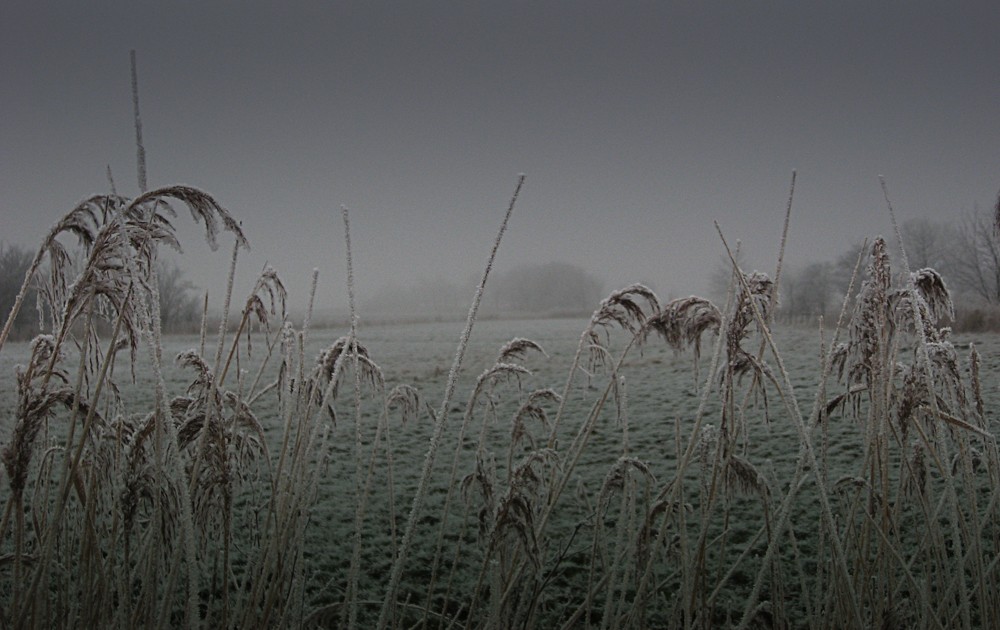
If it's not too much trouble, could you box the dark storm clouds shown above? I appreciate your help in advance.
[2,1,998,314]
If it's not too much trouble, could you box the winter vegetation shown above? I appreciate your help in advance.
[1,54,998,629]
[0,168,998,629]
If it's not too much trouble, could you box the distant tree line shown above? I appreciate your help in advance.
[762,194,1000,328]
[0,242,200,339]
[361,261,604,321]
[154,259,202,333]
[489,262,604,316]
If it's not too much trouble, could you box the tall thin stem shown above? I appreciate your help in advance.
[131,50,147,193]
[376,174,524,630]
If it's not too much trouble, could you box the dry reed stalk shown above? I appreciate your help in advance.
[487,321,659,623]
[126,68,248,620]
[545,284,658,450]
[712,221,863,629]
[155,234,246,627]
[245,321,348,627]
[6,147,999,629]
[340,203,366,630]
[17,294,102,626]
[144,271,199,630]
[420,344,540,626]
[534,285,660,543]
[218,264,287,387]
[301,268,320,338]
[131,49,147,193]
[376,174,524,630]
[384,384,421,553]
[625,310,728,625]
[236,330,297,622]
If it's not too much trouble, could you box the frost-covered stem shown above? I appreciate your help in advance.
[383,415,399,554]
[146,280,201,630]
[17,291,95,625]
[247,329,284,403]
[540,339,635,535]
[546,324,593,449]
[214,237,241,374]
[771,169,795,317]
[198,291,209,357]
[881,175,971,628]
[342,208,357,333]
[423,375,497,621]
[739,171,795,443]
[377,174,524,630]
[711,225,859,630]
[302,268,320,337]
[619,375,629,456]
[341,204,366,630]
[601,480,633,630]
[219,308,250,388]
[131,49,147,193]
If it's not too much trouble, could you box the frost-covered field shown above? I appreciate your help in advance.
[6,314,995,627]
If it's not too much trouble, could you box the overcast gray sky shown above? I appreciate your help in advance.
[2,1,998,316]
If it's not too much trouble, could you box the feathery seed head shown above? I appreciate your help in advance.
[591,283,660,337]
[129,185,249,251]
[643,295,721,359]
[910,267,954,323]
[496,337,547,364]
[387,384,421,424]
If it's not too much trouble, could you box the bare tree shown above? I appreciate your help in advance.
[900,217,957,272]
[491,262,604,315]
[0,243,39,338]
[157,259,201,333]
[950,195,1000,304]
[779,261,834,321]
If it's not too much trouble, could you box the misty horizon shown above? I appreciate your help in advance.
[3,1,998,320]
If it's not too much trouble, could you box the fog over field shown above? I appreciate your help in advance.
[2,1,998,317]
